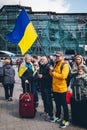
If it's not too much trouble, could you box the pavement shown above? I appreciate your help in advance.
[0,65,86,130]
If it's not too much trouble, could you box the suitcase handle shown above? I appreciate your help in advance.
[25,82,31,93]
[19,93,31,101]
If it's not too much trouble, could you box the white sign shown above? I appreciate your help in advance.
[85,45,87,50]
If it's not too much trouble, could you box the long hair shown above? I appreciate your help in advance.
[73,55,84,70]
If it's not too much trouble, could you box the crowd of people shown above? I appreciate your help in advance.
[1,52,87,129]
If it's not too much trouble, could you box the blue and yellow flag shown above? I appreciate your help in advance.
[18,64,27,77]
[6,8,38,55]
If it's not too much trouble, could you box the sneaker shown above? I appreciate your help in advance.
[59,120,70,128]
[40,112,48,117]
[8,97,13,101]
[50,117,61,123]
[44,116,54,122]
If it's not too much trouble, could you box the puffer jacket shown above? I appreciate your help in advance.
[3,64,15,85]
[50,60,69,93]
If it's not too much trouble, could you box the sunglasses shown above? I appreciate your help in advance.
[56,55,61,57]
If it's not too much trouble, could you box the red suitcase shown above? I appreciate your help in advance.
[19,93,36,118]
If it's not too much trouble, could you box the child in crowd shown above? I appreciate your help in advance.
[70,65,87,100]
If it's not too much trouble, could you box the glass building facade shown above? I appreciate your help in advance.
[0,5,87,55]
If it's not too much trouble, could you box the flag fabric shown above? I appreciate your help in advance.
[18,62,36,77]
[6,8,38,55]
[18,63,27,77]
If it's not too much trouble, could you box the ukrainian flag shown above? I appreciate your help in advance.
[6,8,38,55]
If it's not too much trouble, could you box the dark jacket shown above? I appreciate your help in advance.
[3,64,15,85]
[39,63,52,89]
[71,73,87,98]
[21,63,34,82]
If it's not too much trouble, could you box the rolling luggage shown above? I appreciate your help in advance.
[19,83,36,118]
[70,86,87,128]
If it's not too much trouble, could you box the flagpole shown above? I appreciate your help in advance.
[19,0,21,6]
[37,37,48,58]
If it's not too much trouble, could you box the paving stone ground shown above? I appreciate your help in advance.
[0,65,86,130]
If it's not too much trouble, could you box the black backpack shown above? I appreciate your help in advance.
[60,62,72,87]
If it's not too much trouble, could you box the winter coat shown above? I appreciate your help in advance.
[71,64,87,74]
[3,64,15,85]
[20,63,34,82]
[39,63,52,89]
[71,73,87,98]
[50,60,69,93]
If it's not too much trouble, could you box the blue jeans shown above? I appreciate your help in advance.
[31,82,39,103]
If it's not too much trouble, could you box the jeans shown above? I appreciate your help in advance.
[53,92,69,121]
[31,81,39,103]
[41,87,53,117]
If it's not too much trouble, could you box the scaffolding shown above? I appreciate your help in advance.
[0,5,87,55]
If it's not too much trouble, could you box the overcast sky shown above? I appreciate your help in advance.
[0,0,87,13]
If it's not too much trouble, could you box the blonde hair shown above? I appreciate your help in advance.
[75,55,83,64]
[72,55,84,71]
